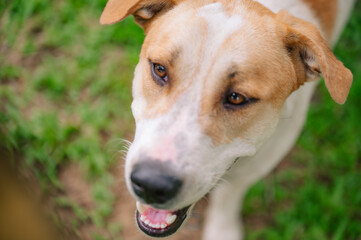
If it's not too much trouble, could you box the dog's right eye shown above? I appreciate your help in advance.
[151,62,168,86]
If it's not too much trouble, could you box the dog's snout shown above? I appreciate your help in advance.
[130,161,182,204]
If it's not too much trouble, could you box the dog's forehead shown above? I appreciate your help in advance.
[195,3,247,69]
[145,1,279,73]
[196,2,244,36]
[146,2,248,54]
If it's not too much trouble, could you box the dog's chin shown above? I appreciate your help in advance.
[135,201,192,238]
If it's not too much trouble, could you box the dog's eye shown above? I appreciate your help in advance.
[227,92,246,105]
[154,64,166,78]
[224,92,258,109]
[151,62,168,86]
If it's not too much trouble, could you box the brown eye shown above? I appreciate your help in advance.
[151,62,168,86]
[154,64,166,78]
[224,92,258,109]
[227,92,246,105]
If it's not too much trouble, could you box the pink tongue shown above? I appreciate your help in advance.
[143,207,173,224]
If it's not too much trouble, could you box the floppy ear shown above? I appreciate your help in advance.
[276,10,353,104]
[100,0,177,28]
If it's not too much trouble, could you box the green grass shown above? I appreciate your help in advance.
[1,0,360,240]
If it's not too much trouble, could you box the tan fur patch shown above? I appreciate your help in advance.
[199,22,295,145]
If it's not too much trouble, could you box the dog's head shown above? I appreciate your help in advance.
[101,0,352,237]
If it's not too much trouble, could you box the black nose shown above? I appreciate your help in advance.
[130,161,182,204]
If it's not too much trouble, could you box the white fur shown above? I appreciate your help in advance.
[197,3,245,62]
[331,0,355,46]
[256,0,322,32]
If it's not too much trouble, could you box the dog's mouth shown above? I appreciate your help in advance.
[136,201,191,238]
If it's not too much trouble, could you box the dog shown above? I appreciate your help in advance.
[100,0,354,239]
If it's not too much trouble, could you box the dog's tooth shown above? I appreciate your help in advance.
[149,223,155,228]
[155,223,160,229]
[145,219,150,225]
[140,215,146,222]
[136,201,147,214]
[161,223,167,229]
[166,214,177,225]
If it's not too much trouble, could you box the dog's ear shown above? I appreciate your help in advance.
[100,0,177,28]
[276,10,352,104]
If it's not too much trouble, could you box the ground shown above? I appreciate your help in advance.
[0,1,360,240]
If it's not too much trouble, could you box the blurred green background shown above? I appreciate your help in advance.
[0,0,360,240]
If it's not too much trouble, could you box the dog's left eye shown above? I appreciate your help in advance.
[227,92,246,105]
[151,62,168,86]
[224,92,258,109]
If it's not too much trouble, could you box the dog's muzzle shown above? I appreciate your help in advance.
[130,160,191,237]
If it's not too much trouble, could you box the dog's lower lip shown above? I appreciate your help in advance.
[135,202,191,238]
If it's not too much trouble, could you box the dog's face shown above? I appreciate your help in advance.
[101,0,352,237]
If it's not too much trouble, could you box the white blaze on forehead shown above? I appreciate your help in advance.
[193,2,246,106]
[197,3,244,60]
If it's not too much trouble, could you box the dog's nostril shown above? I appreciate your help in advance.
[130,161,182,204]
[132,181,145,197]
